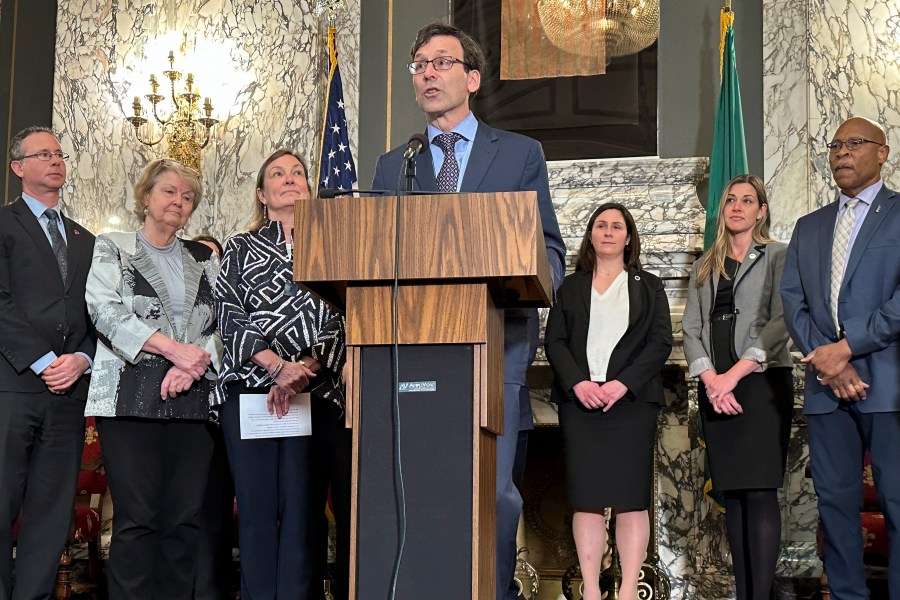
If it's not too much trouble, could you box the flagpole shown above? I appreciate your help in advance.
[314,1,346,188]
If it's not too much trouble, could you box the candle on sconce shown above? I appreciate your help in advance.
[168,50,174,61]
[150,73,157,84]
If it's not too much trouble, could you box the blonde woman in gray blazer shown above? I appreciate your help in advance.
[84,159,222,600]
[682,174,792,600]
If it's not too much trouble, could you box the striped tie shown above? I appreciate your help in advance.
[830,198,860,331]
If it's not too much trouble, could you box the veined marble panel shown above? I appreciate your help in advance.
[762,0,811,242]
[764,0,900,241]
[53,0,361,244]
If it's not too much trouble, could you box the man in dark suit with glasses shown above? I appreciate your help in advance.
[782,116,900,600]
[0,126,96,599]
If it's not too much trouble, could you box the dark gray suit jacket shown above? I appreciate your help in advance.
[683,242,792,379]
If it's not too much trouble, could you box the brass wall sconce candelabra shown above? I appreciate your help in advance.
[126,51,218,172]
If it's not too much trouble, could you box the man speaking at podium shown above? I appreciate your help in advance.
[372,22,566,600]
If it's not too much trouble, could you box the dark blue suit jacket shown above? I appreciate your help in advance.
[372,121,566,428]
[781,184,900,414]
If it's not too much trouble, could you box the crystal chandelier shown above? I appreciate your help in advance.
[537,0,660,61]
[126,50,218,172]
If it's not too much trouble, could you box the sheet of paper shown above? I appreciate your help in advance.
[239,393,312,439]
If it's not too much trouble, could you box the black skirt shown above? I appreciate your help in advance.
[701,317,793,490]
[559,397,658,511]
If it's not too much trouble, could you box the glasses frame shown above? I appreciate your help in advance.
[15,151,70,162]
[826,138,884,152]
[407,56,472,75]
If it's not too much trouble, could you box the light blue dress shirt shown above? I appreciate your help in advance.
[427,112,479,192]
[22,193,68,245]
[22,194,92,375]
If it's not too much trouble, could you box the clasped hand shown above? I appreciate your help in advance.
[803,340,867,401]
[159,342,211,399]
[801,339,851,379]
[816,364,868,401]
[42,353,90,394]
[165,341,211,380]
[267,360,318,418]
[700,370,743,415]
[160,366,195,399]
[572,380,628,412]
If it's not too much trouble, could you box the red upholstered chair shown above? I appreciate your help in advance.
[819,450,889,599]
[54,417,108,599]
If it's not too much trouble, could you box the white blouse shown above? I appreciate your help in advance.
[586,270,630,381]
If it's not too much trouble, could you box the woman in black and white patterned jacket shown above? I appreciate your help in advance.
[215,149,348,599]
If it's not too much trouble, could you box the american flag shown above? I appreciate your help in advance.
[318,27,357,191]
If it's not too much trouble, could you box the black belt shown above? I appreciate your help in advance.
[711,313,736,322]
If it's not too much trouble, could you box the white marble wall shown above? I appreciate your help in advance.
[52,0,360,243]
[764,0,900,241]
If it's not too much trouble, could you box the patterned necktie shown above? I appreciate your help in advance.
[830,198,860,330]
[44,208,69,282]
[433,132,463,192]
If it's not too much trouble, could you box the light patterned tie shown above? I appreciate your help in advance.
[44,208,69,282]
[433,132,463,192]
[830,198,860,330]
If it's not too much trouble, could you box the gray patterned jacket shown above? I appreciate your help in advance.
[682,241,793,378]
[84,231,223,419]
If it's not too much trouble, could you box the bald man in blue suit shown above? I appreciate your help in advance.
[372,22,565,600]
[781,116,900,600]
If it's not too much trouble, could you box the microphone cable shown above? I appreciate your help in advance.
[386,164,410,600]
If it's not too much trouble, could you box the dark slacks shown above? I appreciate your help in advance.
[808,405,900,600]
[194,423,236,600]
[497,382,530,600]
[97,416,214,600]
[221,387,317,600]
[0,391,84,600]
[309,398,351,600]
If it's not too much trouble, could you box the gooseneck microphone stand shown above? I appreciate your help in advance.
[404,153,417,192]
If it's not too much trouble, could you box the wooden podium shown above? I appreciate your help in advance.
[294,192,553,599]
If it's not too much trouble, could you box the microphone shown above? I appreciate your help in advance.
[402,133,429,160]
[318,188,392,198]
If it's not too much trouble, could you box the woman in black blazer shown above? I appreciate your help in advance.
[545,203,672,600]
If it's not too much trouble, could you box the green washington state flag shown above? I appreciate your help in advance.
[705,10,748,251]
